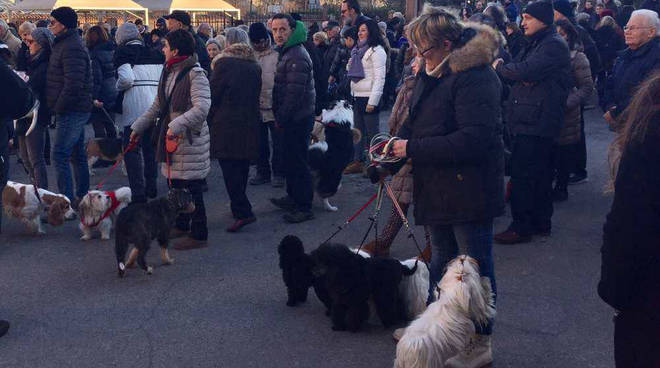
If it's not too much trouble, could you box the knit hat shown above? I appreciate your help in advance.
[523,1,555,25]
[248,22,269,44]
[50,7,78,29]
[115,22,140,45]
[552,0,575,20]
[31,28,54,50]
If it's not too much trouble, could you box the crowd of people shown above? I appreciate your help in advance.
[0,1,658,366]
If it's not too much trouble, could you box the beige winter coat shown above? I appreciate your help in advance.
[132,55,211,180]
[255,43,278,123]
[557,50,593,145]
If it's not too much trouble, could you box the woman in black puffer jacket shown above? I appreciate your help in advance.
[86,25,117,139]
[19,27,55,189]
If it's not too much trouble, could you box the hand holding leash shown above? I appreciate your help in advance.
[129,130,141,144]
[392,139,408,158]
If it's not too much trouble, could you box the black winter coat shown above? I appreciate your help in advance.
[497,27,571,138]
[324,37,341,76]
[506,31,528,60]
[89,41,118,109]
[391,26,505,225]
[594,26,626,72]
[191,29,211,74]
[209,46,262,161]
[26,50,52,127]
[46,29,92,114]
[602,38,660,118]
[304,41,326,115]
[599,114,660,313]
[576,24,602,77]
[273,44,316,124]
[641,0,660,13]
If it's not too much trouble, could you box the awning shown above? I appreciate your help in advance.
[11,0,148,19]
[134,0,239,16]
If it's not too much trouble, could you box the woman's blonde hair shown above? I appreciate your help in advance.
[406,4,463,50]
[607,72,660,192]
[313,31,328,44]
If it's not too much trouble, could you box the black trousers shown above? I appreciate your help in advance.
[509,135,555,236]
[614,310,660,367]
[0,120,9,233]
[317,126,354,197]
[123,126,157,203]
[170,178,207,241]
[575,109,587,177]
[218,158,254,220]
[554,143,579,190]
[256,120,284,179]
[283,116,314,212]
[89,107,117,139]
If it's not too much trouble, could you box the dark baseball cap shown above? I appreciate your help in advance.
[163,10,191,26]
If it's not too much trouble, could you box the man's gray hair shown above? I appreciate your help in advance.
[225,27,249,46]
[631,9,660,36]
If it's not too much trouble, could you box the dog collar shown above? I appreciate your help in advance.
[81,191,121,228]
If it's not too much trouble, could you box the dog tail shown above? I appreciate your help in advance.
[308,141,327,171]
[402,259,418,276]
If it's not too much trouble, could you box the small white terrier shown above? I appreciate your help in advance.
[78,187,131,240]
[395,255,495,368]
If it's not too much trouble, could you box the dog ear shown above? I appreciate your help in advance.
[47,200,66,226]
[78,196,92,222]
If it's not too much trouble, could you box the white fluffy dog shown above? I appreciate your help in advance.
[399,258,430,320]
[78,187,131,240]
[395,255,495,368]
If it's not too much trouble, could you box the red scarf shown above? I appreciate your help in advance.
[165,55,189,70]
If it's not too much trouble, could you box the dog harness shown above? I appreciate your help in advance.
[81,191,121,228]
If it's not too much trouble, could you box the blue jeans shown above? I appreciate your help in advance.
[53,112,90,201]
[426,219,496,335]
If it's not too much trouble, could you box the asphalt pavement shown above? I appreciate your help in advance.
[0,107,616,367]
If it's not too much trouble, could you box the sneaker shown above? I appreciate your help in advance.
[392,327,406,342]
[567,173,588,185]
[226,217,256,232]
[249,174,271,186]
[343,161,365,175]
[0,320,9,338]
[169,227,189,239]
[271,176,285,188]
[283,210,315,224]
[173,236,208,250]
[494,229,531,244]
[270,196,296,212]
[445,334,493,368]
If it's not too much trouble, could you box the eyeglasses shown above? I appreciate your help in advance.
[623,25,652,31]
[414,44,435,56]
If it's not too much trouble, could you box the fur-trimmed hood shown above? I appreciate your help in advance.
[427,23,502,78]
[218,43,257,62]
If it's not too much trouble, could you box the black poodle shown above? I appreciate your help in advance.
[311,242,370,332]
[277,235,332,311]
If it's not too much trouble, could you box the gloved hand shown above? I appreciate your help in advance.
[366,164,388,184]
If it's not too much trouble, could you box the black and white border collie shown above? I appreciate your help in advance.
[309,100,361,212]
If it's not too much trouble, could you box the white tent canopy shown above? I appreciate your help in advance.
[11,0,148,20]
[134,0,239,17]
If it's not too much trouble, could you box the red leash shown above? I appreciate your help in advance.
[321,193,378,244]
[81,191,122,228]
[95,140,139,190]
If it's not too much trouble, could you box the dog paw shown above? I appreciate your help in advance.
[146,266,153,275]
[101,235,111,240]
[162,258,174,265]
[118,263,126,278]
[325,204,338,212]
[80,235,92,241]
